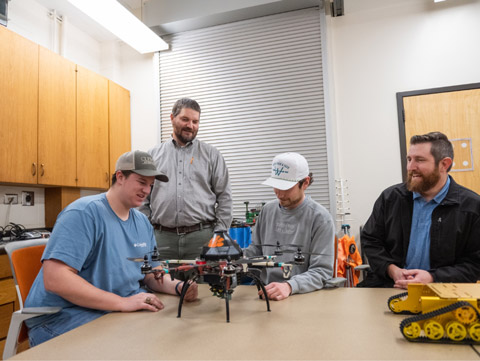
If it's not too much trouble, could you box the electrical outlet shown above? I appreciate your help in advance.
[22,191,34,206]
[4,194,18,204]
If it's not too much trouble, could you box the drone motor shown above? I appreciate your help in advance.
[151,246,160,262]
[140,255,152,274]
[294,249,306,265]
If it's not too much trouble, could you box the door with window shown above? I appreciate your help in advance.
[397,84,480,194]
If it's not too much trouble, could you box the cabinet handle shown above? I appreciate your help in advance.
[31,163,36,176]
[106,172,109,183]
[40,164,45,176]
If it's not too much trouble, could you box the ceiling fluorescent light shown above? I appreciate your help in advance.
[68,0,168,53]
[434,0,447,2]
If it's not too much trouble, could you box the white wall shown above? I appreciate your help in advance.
[99,42,160,150]
[8,0,103,72]
[327,0,480,237]
[0,186,45,229]
[118,46,161,150]
[1,0,158,228]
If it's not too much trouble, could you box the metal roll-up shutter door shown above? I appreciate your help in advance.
[159,7,331,220]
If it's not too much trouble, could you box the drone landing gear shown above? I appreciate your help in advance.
[211,280,234,323]
[176,272,271,323]
[177,275,199,320]
[247,271,271,313]
[225,288,232,323]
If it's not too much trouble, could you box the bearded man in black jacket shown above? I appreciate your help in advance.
[359,132,480,289]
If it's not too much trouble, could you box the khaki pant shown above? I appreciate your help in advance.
[154,227,213,260]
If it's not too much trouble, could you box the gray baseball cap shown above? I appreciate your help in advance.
[115,150,168,182]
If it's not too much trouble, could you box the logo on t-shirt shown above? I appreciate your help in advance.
[275,222,296,234]
[134,242,147,248]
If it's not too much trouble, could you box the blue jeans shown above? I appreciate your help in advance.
[28,308,108,346]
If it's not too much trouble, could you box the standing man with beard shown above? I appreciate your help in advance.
[140,98,232,260]
[359,132,480,288]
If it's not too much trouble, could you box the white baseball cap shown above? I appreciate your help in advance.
[262,152,309,190]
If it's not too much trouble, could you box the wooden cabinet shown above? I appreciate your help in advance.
[0,26,131,192]
[0,25,39,184]
[38,47,77,187]
[76,65,110,189]
[0,254,19,359]
[108,80,132,183]
[45,187,81,228]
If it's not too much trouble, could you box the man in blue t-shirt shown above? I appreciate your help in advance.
[25,150,198,346]
[360,132,480,288]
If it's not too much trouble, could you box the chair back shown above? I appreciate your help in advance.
[5,239,47,344]
[5,239,47,310]
[3,239,57,359]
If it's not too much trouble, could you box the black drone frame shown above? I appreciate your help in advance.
[177,268,271,323]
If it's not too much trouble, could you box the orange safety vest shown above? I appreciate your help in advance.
[337,234,363,286]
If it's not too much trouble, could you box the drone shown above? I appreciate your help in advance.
[128,230,318,322]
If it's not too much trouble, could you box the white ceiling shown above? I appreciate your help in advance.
[32,0,323,42]
[33,0,119,41]
[144,0,323,36]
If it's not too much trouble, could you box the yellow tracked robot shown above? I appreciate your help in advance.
[388,283,480,344]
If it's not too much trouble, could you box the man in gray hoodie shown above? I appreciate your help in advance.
[244,152,334,301]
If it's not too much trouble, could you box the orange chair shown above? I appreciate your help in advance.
[3,239,60,360]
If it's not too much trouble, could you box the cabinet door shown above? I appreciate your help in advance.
[38,47,77,186]
[108,80,131,183]
[76,65,109,189]
[0,26,38,184]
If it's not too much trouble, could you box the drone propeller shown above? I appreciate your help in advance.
[127,256,148,262]
[126,246,170,262]
[249,243,331,265]
[280,248,325,256]
[254,242,294,248]
[250,242,287,255]
[232,255,277,265]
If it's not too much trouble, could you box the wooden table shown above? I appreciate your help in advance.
[10,285,480,360]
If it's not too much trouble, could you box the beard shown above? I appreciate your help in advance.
[406,166,441,193]
[173,126,197,145]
